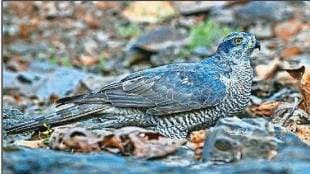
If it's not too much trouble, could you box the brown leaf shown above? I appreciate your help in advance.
[100,127,185,159]
[272,102,310,145]
[295,125,310,145]
[286,66,310,113]
[190,130,206,160]
[249,101,282,117]
[84,13,100,29]
[15,139,45,148]
[274,19,302,41]
[255,58,281,80]
[6,57,29,72]
[281,47,302,59]
[49,126,100,152]
[79,55,99,66]
[122,2,176,23]
[94,2,120,10]
[130,133,185,159]
[49,126,184,158]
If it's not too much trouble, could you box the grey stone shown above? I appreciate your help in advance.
[235,1,293,26]
[174,1,227,15]
[203,117,307,162]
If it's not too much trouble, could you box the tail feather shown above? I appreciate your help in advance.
[5,104,108,134]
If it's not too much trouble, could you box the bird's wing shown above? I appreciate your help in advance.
[57,63,227,116]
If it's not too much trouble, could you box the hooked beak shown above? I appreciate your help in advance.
[254,40,261,51]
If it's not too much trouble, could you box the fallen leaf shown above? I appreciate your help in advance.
[295,125,310,145]
[255,58,281,80]
[15,139,45,148]
[129,133,185,159]
[190,130,206,160]
[122,1,176,23]
[94,2,120,10]
[49,126,185,159]
[49,126,101,152]
[274,19,302,41]
[286,66,310,113]
[100,127,185,159]
[79,55,99,66]
[84,13,100,29]
[249,101,282,117]
[281,47,302,59]
[272,102,310,145]
[6,57,29,72]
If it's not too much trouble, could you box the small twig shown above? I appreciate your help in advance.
[282,97,302,125]
[266,88,290,101]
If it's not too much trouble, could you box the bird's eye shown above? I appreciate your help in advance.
[234,38,243,45]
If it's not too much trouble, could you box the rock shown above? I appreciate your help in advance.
[178,16,198,28]
[8,41,49,56]
[4,144,310,174]
[249,22,273,39]
[208,8,235,25]
[71,74,126,95]
[150,48,184,66]
[3,61,91,101]
[201,146,310,174]
[290,54,310,67]
[3,70,19,90]
[3,147,190,174]
[235,1,293,26]
[125,26,187,66]
[203,117,307,162]
[174,1,227,15]
[127,26,187,53]
[95,31,109,43]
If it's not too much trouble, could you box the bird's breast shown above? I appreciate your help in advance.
[220,63,253,114]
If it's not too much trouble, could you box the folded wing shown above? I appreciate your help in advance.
[57,63,227,116]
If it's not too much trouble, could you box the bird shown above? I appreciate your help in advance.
[5,32,261,139]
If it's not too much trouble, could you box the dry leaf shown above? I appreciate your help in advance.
[286,66,310,113]
[100,127,185,159]
[281,47,302,59]
[15,139,45,148]
[255,58,281,80]
[84,13,100,29]
[79,55,99,66]
[122,2,176,23]
[94,2,120,10]
[272,102,310,145]
[274,19,302,41]
[249,101,282,117]
[295,125,310,145]
[129,133,185,159]
[49,126,185,159]
[49,126,100,152]
[190,130,206,160]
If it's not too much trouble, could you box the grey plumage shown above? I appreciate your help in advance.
[6,32,261,138]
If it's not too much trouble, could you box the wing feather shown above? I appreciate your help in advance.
[56,63,227,116]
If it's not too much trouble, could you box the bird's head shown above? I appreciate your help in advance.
[216,32,260,61]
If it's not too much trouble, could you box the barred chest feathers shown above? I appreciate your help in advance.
[219,61,253,115]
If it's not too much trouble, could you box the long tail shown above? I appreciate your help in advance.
[5,104,108,134]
